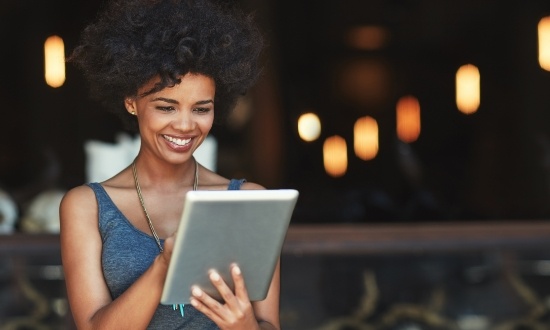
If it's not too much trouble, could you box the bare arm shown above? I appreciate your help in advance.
[254,260,281,330]
[60,185,171,329]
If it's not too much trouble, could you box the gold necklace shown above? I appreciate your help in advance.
[131,158,199,253]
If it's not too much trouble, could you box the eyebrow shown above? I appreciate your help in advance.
[196,99,214,105]
[151,97,214,105]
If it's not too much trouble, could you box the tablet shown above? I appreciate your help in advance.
[160,189,299,305]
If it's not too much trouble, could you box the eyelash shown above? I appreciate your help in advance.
[194,107,211,114]
[157,106,175,112]
[155,106,211,113]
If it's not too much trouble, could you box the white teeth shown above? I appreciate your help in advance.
[164,135,191,146]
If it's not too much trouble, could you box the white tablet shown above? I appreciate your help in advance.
[160,189,299,305]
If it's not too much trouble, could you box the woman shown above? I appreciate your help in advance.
[59,0,278,328]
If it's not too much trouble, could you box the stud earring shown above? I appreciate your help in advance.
[131,111,136,115]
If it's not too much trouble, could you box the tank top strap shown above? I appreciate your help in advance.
[227,178,246,190]
[86,182,108,204]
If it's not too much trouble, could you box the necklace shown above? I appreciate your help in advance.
[131,158,199,253]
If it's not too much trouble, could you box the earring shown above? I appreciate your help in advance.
[130,111,136,115]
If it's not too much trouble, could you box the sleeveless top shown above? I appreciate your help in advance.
[86,179,246,329]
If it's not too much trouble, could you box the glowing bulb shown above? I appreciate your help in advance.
[323,135,347,177]
[298,112,321,142]
[44,35,65,88]
[354,116,378,160]
[456,64,480,114]
[396,96,421,143]
[538,16,550,71]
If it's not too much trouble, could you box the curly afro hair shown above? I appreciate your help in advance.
[69,0,264,131]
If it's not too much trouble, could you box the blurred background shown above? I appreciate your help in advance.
[1,0,550,223]
[2,0,550,329]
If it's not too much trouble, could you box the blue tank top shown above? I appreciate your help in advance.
[87,179,246,329]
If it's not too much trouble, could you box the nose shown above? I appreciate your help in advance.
[172,109,196,131]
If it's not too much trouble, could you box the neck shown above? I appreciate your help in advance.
[132,157,198,191]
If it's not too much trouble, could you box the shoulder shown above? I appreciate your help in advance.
[197,164,265,190]
[59,185,101,245]
[59,184,98,216]
[61,184,95,203]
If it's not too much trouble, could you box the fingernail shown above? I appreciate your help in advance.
[192,286,202,297]
[190,298,198,307]
[232,265,241,275]
[210,271,220,281]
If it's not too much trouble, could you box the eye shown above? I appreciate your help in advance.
[193,107,212,114]
[156,106,176,112]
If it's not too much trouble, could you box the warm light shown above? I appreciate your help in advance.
[337,59,390,107]
[396,95,421,143]
[538,16,550,71]
[323,135,347,177]
[44,35,65,88]
[456,64,480,114]
[347,25,389,50]
[354,116,378,160]
[298,112,321,142]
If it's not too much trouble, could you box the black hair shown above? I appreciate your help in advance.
[69,0,264,131]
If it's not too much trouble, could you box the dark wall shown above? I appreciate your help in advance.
[1,0,550,223]
[271,0,550,222]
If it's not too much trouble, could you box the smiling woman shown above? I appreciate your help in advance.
[4,0,550,329]
[123,73,216,160]
[57,0,283,329]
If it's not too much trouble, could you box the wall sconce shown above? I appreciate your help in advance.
[44,35,65,88]
[323,135,347,177]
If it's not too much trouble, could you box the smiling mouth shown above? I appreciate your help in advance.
[163,135,192,146]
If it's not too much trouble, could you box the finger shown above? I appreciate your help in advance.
[230,264,250,301]
[189,295,224,325]
[190,286,227,320]
[208,270,239,307]
[164,235,175,253]
[160,235,176,263]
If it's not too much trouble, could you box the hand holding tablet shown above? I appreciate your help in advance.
[160,189,299,305]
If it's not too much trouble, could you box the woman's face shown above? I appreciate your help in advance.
[125,73,215,163]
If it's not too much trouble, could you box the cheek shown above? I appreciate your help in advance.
[140,115,164,131]
[199,114,215,131]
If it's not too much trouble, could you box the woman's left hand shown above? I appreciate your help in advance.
[190,264,260,329]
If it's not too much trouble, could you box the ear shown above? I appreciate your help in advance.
[124,97,137,116]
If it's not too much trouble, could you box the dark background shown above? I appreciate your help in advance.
[1,0,550,224]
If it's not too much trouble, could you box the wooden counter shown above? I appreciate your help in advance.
[3,220,550,256]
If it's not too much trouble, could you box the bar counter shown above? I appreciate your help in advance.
[3,220,550,255]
